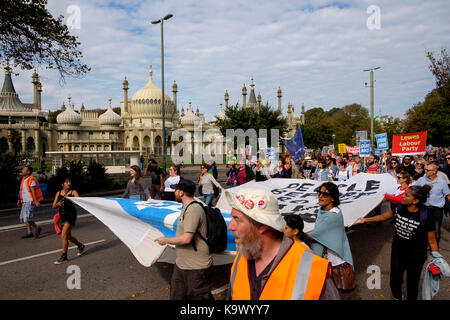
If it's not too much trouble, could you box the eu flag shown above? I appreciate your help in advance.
[281,126,307,161]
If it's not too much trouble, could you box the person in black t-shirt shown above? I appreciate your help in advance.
[401,155,416,177]
[144,159,164,199]
[358,184,439,300]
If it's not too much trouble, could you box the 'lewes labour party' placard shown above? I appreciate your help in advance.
[391,130,427,156]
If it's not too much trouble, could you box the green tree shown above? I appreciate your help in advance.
[0,0,90,81]
[403,89,449,146]
[381,118,404,147]
[48,109,63,124]
[426,48,450,101]
[403,49,450,146]
[214,103,288,147]
[0,155,20,205]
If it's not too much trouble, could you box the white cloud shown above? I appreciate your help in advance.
[4,0,450,123]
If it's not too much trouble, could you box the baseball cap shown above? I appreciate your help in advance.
[170,178,196,195]
[225,188,286,232]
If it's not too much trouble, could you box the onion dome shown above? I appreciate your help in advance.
[277,86,282,97]
[181,106,201,127]
[99,98,122,126]
[56,100,82,125]
[129,64,173,116]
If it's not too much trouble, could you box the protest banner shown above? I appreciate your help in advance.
[267,147,276,162]
[338,144,347,154]
[375,133,389,150]
[359,140,371,156]
[346,145,360,155]
[391,130,427,156]
[258,137,268,150]
[321,146,329,157]
[71,174,397,267]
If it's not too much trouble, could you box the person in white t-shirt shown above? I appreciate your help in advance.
[337,162,351,182]
[161,165,181,201]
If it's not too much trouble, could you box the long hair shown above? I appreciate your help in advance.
[130,165,142,182]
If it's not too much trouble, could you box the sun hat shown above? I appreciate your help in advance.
[225,188,286,232]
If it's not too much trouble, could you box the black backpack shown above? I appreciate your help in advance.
[184,201,228,254]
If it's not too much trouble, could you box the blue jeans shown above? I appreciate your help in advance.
[204,194,215,207]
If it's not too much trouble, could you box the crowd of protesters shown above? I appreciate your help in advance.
[16,145,450,300]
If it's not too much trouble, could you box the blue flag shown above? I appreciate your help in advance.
[281,126,307,161]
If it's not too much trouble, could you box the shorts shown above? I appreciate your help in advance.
[20,201,35,223]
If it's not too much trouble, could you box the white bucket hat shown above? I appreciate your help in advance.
[225,188,286,232]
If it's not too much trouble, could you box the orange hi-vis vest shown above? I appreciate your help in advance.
[229,241,330,300]
[19,176,43,203]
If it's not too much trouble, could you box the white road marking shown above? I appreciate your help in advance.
[0,239,105,266]
[0,214,92,232]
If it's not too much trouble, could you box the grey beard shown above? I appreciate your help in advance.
[237,235,263,260]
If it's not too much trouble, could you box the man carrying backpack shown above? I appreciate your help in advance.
[17,165,43,239]
[154,178,214,300]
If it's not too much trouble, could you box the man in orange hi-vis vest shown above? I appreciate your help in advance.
[225,188,340,300]
[17,165,42,239]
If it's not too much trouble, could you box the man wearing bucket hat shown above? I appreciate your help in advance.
[155,178,213,300]
[225,187,340,300]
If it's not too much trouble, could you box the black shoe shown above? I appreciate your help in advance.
[34,226,42,238]
[77,244,85,256]
[54,253,68,265]
[21,232,34,239]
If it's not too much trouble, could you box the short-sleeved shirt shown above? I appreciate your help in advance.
[148,166,164,184]
[300,166,313,179]
[413,176,450,208]
[21,177,36,202]
[175,202,212,270]
[393,206,435,261]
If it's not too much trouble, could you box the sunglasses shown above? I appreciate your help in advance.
[446,157,450,160]
[396,176,403,179]
[317,191,331,197]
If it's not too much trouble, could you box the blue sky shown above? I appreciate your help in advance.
[6,0,450,121]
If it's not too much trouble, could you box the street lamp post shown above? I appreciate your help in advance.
[152,13,173,176]
[332,133,336,151]
[364,66,380,152]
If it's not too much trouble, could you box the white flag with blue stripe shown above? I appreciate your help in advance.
[70,197,237,267]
